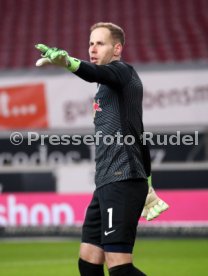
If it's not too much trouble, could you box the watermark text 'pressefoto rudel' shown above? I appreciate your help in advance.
[9,131,199,147]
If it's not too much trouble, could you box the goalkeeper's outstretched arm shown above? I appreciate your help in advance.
[35,44,129,86]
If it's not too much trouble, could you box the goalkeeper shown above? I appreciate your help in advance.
[35,22,169,276]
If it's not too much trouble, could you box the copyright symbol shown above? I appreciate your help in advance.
[10,132,24,145]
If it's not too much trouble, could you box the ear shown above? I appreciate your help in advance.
[114,43,122,57]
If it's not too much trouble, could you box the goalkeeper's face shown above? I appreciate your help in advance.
[89,27,122,65]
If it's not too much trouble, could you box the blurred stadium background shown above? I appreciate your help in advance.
[0,0,208,245]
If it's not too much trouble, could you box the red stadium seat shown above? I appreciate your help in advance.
[0,0,207,69]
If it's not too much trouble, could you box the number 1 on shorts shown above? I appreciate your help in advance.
[107,208,113,228]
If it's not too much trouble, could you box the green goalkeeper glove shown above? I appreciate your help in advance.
[35,44,81,72]
[141,175,169,221]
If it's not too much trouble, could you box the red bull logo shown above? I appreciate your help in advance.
[93,99,102,117]
[93,99,102,112]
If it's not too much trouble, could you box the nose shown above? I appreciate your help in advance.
[90,45,97,53]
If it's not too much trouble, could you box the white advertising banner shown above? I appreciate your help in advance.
[44,75,96,129]
[0,69,207,129]
[56,162,95,193]
[141,70,208,126]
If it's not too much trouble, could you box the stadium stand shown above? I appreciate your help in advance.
[0,0,208,69]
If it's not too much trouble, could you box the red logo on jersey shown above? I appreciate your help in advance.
[93,99,102,112]
[93,99,102,118]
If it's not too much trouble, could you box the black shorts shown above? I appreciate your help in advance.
[81,178,148,247]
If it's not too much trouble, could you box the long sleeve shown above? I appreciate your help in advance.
[74,60,132,88]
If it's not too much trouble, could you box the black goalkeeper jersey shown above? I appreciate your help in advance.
[75,60,148,188]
